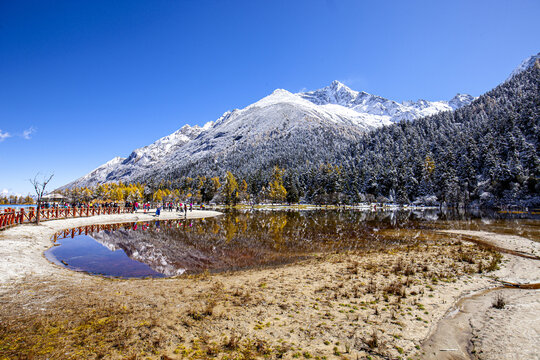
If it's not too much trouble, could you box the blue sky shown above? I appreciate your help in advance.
[1,0,538,195]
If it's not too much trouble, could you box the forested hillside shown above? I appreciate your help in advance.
[341,59,539,207]
[134,60,538,207]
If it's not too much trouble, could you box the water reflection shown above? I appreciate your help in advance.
[46,209,539,278]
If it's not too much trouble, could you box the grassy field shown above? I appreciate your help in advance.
[0,231,500,359]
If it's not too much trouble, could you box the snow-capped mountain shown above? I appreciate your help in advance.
[299,80,472,122]
[61,81,474,189]
[69,124,209,186]
[122,123,210,170]
[448,93,476,110]
[507,52,540,81]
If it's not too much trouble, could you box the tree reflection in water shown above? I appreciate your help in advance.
[48,209,539,277]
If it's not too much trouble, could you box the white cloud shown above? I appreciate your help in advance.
[22,126,36,140]
[1,189,9,195]
[0,130,11,142]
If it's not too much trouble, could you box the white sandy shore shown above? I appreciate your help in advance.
[421,230,540,360]
[0,209,222,285]
[440,229,540,285]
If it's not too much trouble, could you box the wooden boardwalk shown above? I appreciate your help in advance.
[0,207,133,231]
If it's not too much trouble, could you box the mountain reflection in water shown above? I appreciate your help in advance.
[46,209,539,278]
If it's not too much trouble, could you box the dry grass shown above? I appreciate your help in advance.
[0,232,503,359]
[364,329,379,349]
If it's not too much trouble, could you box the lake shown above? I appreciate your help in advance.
[44,209,539,278]
[0,204,34,210]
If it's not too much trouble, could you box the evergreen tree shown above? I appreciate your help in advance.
[284,171,301,204]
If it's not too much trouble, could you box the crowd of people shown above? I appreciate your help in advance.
[38,201,206,218]
[152,201,205,217]
[40,201,123,209]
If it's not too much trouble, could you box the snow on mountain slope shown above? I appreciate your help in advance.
[507,52,540,81]
[298,80,474,122]
[138,88,377,180]
[122,123,210,168]
[61,124,209,189]
[70,157,126,186]
[61,81,473,189]
[448,93,476,110]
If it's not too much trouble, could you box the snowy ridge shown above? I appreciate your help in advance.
[448,93,476,110]
[71,156,126,186]
[61,81,475,189]
[62,124,210,188]
[299,80,473,122]
[507,52,540,81]
[122,124,208,167]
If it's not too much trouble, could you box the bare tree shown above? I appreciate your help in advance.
[29,173,54,225]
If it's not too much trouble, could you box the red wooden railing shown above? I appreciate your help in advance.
[52,219,192,242]
[0,207,133,231]
[53,222,135,241]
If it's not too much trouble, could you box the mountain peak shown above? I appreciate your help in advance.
[270,88,292,96]
[107,157,126,165]
[448,93,476,110]
[298,81,358,107]
[328,80,354,93]
[329,80,348,89]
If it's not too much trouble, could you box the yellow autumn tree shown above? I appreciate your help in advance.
[223,171,239,206]
[153,189,163,203]
[239,179,249,202]
[212,177,221,190]
[173,189,181,201]
[268,166,287,204]
[93,185,103,200]
[111,187,124,202]
[82,187,93,202]
[424,155,435,176]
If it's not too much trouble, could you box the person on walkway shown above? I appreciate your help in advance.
[155,206,161,217]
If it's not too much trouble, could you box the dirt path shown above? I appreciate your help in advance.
[421,230,540,360]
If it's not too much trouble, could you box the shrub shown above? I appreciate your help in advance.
[492,293,506,309]
[364,330,378,349]
[384,282,403,296]
[486,253,502,272]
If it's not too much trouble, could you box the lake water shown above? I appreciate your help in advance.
[44,209,539,278]
[0,204,34,210]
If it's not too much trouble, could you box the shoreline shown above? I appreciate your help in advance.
[0,213,538,359]
[420,230,540,360]
[0,209,222,284]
